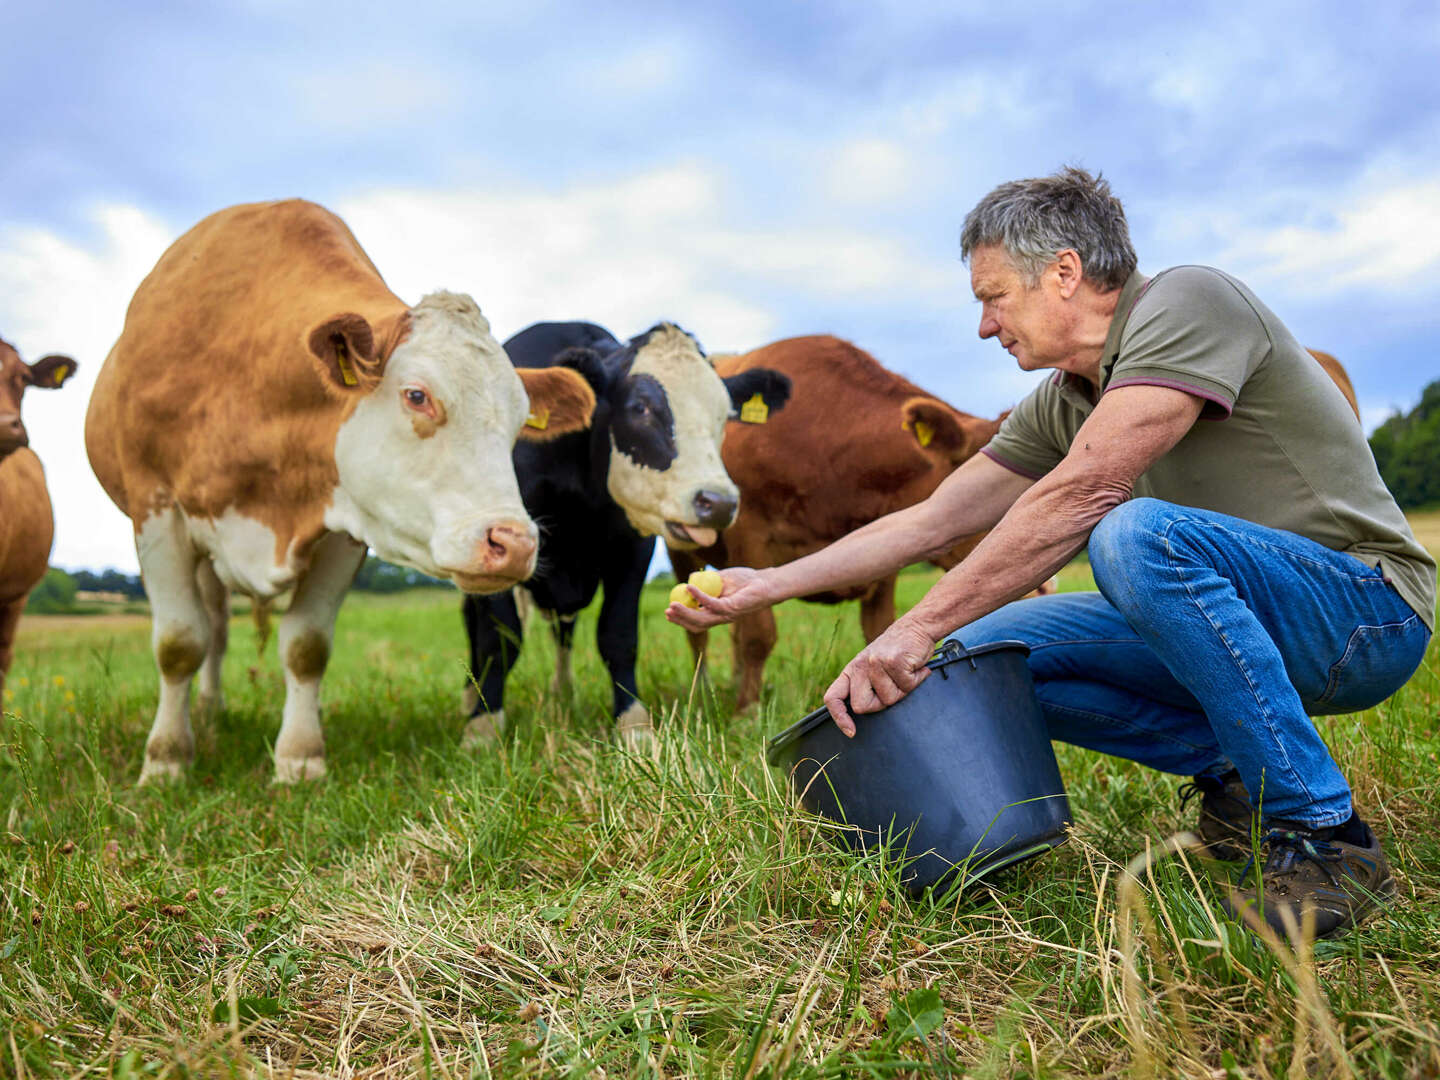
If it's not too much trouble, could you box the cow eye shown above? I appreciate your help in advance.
[403,388,430,410]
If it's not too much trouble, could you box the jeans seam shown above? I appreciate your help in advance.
[1158,515,1321,810]
[1040,698,1219,758]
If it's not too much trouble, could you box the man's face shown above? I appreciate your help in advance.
[969,245,1073,373]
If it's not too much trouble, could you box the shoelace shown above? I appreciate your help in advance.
[1177,778,1218,812]
[1238,828,1344,888]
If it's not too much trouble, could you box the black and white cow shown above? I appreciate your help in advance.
[460,321,791,746]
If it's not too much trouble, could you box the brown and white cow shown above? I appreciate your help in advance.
[0,339,78,702]
[668,334,1007,710]
[85,199,595,783]
[1308,349,1360,420]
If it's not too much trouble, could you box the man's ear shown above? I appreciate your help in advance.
[723,368,792,422]
[900,397,990,466]
[26,354,78,389]
[306,313,386,394]
[517,366,597,442]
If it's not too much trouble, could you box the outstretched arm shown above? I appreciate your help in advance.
[664,451,1036,629]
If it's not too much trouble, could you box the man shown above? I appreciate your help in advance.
[666,167,1434,938]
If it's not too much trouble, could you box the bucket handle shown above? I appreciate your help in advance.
[928,638,977,678]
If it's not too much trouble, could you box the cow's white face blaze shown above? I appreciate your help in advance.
[325,291,538,591]
[604,326,739,549]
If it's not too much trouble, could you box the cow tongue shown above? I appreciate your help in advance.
[667,522,719,547]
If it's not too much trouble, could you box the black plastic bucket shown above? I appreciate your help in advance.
[766,639,1071,894]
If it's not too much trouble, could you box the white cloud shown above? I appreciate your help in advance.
[1225,177,1440,293]
[824,138,911,204]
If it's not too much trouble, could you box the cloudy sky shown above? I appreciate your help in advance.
[3,1,1438,574]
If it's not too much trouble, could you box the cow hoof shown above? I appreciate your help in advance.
[615,703,655,750]
[273,755,327,783]
[138,758,189,785]
[462,709,506,749]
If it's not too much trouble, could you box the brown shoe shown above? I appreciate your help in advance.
[1223,818,1398,940]
[1179,769,1253,860]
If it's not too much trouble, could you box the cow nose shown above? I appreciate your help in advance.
[692,489,738,529]
[0,414,25,451]
[476,519,538,579]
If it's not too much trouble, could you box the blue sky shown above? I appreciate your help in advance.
[3,1,1438,572]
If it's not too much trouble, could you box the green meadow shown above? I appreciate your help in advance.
[2,525,1438,1077]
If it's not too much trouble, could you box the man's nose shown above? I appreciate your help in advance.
[977,315,999,339]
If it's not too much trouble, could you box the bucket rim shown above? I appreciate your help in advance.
[764,638,1032,765]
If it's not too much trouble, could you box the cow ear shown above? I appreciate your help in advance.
[552,346,610,395]
[900,397,988,465]
[516,366,597,442]
[306,313,385,394]
[723,368,792,420]
[26,354,78,389]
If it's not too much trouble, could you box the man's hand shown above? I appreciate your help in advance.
[664,567,776,630]
[822,620,937,737]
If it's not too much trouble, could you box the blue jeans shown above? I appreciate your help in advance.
[948,498,1431,828]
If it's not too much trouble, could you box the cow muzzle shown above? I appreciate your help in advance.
[447,519,538,593]
[664,489,738,549]
[0,414,26,458]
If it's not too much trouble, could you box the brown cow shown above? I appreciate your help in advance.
[0,338,78,703]
[85,199,597,783]
[668,335,1006,710]
[1308,349,1360,420]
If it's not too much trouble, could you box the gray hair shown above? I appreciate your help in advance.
[959,167,1137,291]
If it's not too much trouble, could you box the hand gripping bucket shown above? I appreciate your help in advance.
[766,639,1071,894]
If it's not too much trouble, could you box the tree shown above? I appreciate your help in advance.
[1369,379,1440,510]
[25,568,78,613]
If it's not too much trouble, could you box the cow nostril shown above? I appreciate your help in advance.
[692,490,738,528]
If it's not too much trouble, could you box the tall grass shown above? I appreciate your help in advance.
[2,562,1438,1077]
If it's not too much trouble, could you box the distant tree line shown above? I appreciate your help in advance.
[28,555,447,613]
[1369,378,1440,510]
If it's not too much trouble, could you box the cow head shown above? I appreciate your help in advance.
[567,324,792,548]
[0,338,77,462]
[898,396,1008,568]
[308,291,595,592]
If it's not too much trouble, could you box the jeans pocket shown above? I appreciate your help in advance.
[1318,615,1429,713]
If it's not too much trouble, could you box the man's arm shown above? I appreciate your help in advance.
[665,451,1035,630]
[823,384,1205,733]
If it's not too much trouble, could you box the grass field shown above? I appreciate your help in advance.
[2,552,1438,1077]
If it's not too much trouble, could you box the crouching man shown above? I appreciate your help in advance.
[667,167,1434,939]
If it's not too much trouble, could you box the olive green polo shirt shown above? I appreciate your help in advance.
[981,265,1437,630]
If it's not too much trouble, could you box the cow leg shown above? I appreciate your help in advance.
[732,607,778,713]
[195,558,229,714]
[460,590,523,748]
[0,596,23,705]
[598,535,655,747]
[272,531,365,783]
[544,609,578,698]
[859,575,898,643]
[135,508,210,784]
[667,546,710,685]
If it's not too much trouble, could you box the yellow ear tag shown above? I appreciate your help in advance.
[52,364,72,387]
[334,344,358,387]
[739,393,769,424]
[525,407,551,431]
[913,420,935,448]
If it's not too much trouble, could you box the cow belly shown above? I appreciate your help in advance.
[180,508,300,598]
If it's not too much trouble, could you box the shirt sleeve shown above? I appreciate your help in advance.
[1107,266,1271,419]
[980,379,1069,479]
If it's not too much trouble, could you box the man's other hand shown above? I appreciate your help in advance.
[822,620,937,737]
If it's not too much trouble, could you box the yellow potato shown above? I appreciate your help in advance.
[687,569,725,597]
[669,583,700,609]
